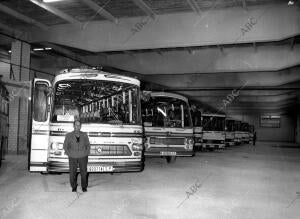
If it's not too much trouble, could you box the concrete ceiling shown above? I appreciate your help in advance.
[0,0,300,115]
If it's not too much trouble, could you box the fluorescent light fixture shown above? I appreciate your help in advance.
[44,47,52,50]
[33,48,44,51]
[8,50,11,53]
[43,0,64,2]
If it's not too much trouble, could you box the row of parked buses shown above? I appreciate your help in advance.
[27,68,255,173]
[192,114,255,151]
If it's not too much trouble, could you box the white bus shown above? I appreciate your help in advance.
[249,125,255,144]
[225,118,235,147]
[233,120,242,145]
[191,105,202,151]
[241,122,250,144]
[28,68,144,173]
[202,114,226,150]
[141,92,194,163]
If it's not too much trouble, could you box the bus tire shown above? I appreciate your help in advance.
[166,156,176,163]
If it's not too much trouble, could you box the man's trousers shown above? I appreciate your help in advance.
[68,156,88,189]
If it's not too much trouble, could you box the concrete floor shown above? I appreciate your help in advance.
[0,142,300,219]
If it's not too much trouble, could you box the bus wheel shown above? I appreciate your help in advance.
[166,156,176,163]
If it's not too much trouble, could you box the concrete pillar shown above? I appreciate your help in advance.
[8,41,30,154]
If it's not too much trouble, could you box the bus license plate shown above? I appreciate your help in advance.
[160,151,176,156]
[88,165,114,172]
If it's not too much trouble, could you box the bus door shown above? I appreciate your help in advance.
[28,79,51,172]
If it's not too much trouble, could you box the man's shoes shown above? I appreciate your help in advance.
[82,188,87,192]
[72,187,77,192]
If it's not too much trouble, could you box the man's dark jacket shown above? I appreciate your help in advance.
[63,131,90,158]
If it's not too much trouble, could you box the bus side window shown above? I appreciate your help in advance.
[33,83,48,122]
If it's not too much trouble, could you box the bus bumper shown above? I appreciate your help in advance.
[47,158,144,173]
[225,141,235,146]
[144,147,194,157]
[202,144,225,149]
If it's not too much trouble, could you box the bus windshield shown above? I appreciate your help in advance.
[241,123,249,132]
[142,96,192,128]
[234,121,241,131]
[51,79,140,125]
[202,116,225,131]
[226,120,235,131]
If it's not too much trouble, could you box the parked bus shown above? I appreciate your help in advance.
[0,78,9,168]
[29,68,144,173]
[241,122,250,144]
[191,104,202,151]
[202,113,226,150]
[249,125,255,144]
[141,92,194,163]
[225,118,235,147]
[233,120,242,145]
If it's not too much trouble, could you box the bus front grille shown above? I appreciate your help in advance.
[90,145,132,156]
[149,137,185,145]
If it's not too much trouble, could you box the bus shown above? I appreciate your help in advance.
[233,120,242,145]
[241,122,250,144]
[28,68,144,173]
[191,104,202,151]
[249,124,254,144]
[141,92,194,163]
[0,77,9,168]
[202,113,226,150]
[225,118,235,147]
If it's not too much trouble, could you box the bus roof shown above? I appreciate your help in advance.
[225,117,236,121]
[54,69,140,86]
[149,92,189,102]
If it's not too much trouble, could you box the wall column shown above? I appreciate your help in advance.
[8,41,31,154]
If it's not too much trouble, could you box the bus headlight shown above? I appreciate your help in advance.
[51,142,63,150]
[185,137,194,150]
[131,138,143,151]
[187,138,194,145]
[132,143,143,151]
[149,137,155,144]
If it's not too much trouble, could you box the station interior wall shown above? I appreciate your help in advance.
[229,114,296,143]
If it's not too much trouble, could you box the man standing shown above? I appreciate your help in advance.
[64,120,90,192]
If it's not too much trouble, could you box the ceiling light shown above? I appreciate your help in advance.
[43,0,64,2]
[45,47,52,50]
[288,0,294,5]
[33,48,44,51]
